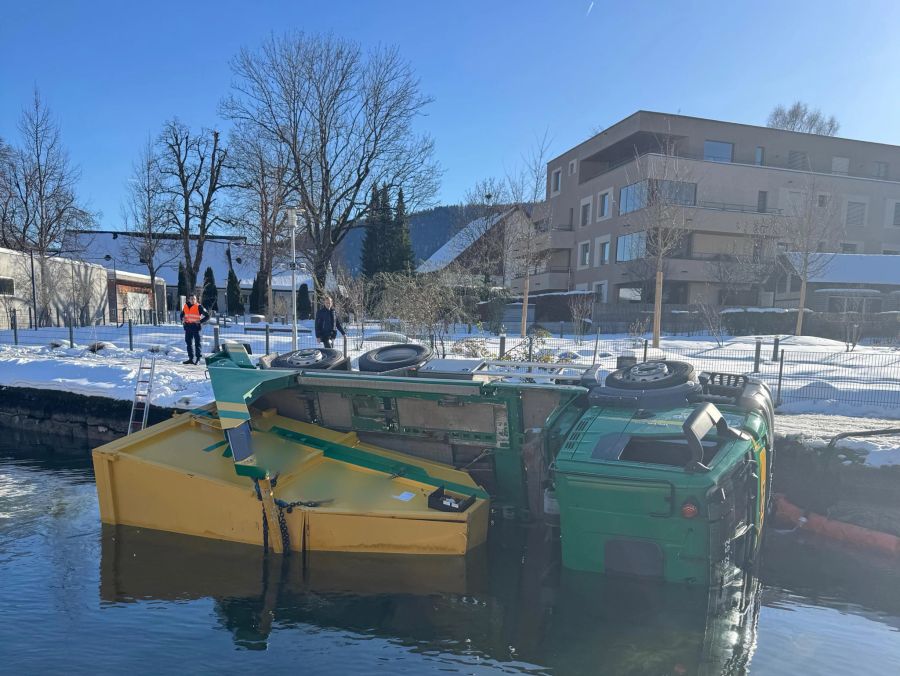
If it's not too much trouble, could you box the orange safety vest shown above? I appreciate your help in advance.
[183,303,202,324]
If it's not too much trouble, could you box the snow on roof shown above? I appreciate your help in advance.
[69,231,262,288]
[416,210,510,274]
[785,252,900,286]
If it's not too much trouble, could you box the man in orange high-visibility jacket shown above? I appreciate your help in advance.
[179,294,210,364]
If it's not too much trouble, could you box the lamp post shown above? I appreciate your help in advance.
[288,207,299,351]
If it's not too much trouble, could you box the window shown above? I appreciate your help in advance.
[617,286,643,303]
[619,179,696,214]
[593,281,608,303]
[616,231,646,262]
[757,191,768,213]
[893,202,900,227]
[840,242,858,253]
[703,140,733,163]
[0,277,13,296]
[580,197,592,227]
[817,194,829,208]
[788,150,809,170]
[577,241,591,268]
[595,236,610,265]
[551,169,562,195]
[873,161,889,179]
[755,146,765,166]
[883,249,900,255]
[831,156,850,175]
[596,190,612,220]
[845,201,866,227]
[568,159,577,176]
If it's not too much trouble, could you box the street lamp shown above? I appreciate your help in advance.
[287,207,299,351]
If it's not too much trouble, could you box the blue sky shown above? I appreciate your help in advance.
[2,0,899,229]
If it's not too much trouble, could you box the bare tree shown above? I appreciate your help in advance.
[0,90,95,255]
[767,101,839,136]
[122,136,178,322]
[778,176,843,335]
[226,122,292,321]
[223,33,439,294]
[333,264,371,348]
[567,291,593,342]
[625,140,695,348]
[157,119,229,292]
[704,215,781,305]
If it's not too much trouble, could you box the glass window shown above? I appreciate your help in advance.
[578,241,591,267]
[597,191,610,219]
[580,200,592,227]
[757,191,768,213]
[817,194,829,208]
[788,151,809,170]
[893,203,900,227]
[654,179,696,206]
[874,161,889,179]
[616,232,646,262]
[619,181,648,215]
[617,287,643,303]
[0,277,14,295]
[703,140,733,163]
[593,281,608,303]
[831,156,850,175]
[551,169,561,193]
[883,249,900,255]
[568,159,577,175]
[755,146,765,166]
[598,241,609,265]
[840,242,858,253]
[845,201,866,227]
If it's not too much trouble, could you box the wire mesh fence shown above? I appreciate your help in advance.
[1,315,898,412]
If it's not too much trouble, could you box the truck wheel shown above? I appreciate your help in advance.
[358,343,432,372]
[605,360,695,390]
[269,348,344,370]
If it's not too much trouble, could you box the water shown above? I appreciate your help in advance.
[2,430,900,675]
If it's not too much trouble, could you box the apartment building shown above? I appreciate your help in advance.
[514,111,900,306]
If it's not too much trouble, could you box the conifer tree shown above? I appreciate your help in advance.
[297,283,312,320]
[226,269,243,315]
[360,185,382,278]
[254,271,269,316]
[177,262,190,299]
[249,274,260,314]
[201,266,218,311]
[388,187,414,272]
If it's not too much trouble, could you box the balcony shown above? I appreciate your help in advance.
[697,200,783,215]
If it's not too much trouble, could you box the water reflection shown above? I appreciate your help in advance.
[100,523,760,674]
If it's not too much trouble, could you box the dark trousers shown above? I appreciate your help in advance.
[184,324,202,360]
[321,336,334,349]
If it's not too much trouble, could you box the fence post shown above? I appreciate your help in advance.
[265,325,270,356]
[343,333,348,358]
[12,310,18,345]
[592,326,601,365]
[643,339,648,362]
[771,337,780,362]
[527,335,534,362]
[213,326,220,352]
[128,319,134,351]
[499,333,506,358]
[776,349,785,407]
[753,338,762,373]
[68,317,74,349]
[559,321,564,338]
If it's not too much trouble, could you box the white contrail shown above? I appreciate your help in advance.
[586,1,594,16]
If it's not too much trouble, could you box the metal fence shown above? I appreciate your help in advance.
[1,315,898,412]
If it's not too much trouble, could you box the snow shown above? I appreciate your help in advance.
[776,413,900,467]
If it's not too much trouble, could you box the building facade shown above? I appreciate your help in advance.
[516,111,900,306]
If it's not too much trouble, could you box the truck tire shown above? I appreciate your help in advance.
[605,360,695,390]
[358,343,432,372]
[269,348,344,370]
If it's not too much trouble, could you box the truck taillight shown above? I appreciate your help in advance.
[681,500,699,519]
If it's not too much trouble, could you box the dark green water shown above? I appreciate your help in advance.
[2,429,900,675]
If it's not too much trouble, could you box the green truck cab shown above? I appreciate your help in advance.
[550,362,774,587]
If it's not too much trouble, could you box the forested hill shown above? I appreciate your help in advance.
[334,205,468,274]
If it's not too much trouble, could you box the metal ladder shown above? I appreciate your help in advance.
[128,356,156,435]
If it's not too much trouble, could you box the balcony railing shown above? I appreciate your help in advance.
[697,200,783,215]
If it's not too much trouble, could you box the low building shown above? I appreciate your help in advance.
[107,269,169,324]
[0,247,108,328]
[775,252,900,313]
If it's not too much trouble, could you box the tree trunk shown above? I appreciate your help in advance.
[149,271,158,325]
[795,277,807,336]
[652,268,664,348]
[520,273,530,337]
[313,257,329,311]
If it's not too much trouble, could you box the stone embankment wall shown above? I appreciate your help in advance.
[0,386,178,445]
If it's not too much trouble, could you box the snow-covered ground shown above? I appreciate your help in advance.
[1,324,899,465]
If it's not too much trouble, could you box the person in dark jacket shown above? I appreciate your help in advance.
[180,294,211,364]
[314,295,345,349]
